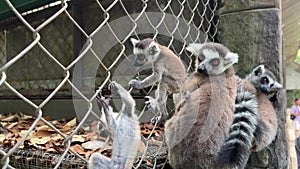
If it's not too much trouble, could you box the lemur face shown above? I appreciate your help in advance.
[130,38,161,67]
[186,43,238,76]
[252,65,282,94]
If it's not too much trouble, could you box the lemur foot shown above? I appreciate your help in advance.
[145,96,159,112]
[96,91,110,107]
[128,79,142,89]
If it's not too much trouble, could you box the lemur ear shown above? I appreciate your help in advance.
[224,52,239,64]
[186,43,204,57]
[253,65,265,76]
[130,38,140,46]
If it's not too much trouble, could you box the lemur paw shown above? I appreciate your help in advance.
[129,79,142,89]
[109,81,119,91]
[96,92,110,106]
[145,96,158,112]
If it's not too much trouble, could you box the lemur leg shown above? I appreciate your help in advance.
[88,152,111,169]
[96,92,117,136]
[156,84,168,118]
[110,81,135,116]
[146,83,168,124]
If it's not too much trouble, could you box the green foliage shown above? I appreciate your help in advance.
[286,90,300,108]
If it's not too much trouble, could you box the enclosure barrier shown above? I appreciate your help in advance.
[0,0,219,168]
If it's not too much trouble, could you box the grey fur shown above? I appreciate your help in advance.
[165,42,237,168]
[245,65,281,152]
[129,38,186,121]
[245,65,282,95]
[89,81,140,169]
[218,65,282,168]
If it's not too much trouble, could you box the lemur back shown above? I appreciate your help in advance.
[165,42,238,168]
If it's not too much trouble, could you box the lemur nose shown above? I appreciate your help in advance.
[260,86,270,94]
[197,64,207,74]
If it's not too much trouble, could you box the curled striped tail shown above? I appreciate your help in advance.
[217,87,259,168]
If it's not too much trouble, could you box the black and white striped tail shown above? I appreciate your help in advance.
[217,87,259,168]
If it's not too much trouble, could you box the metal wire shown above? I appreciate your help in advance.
[0,0,219,168]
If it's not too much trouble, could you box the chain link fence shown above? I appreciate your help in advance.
[0,0,219,168]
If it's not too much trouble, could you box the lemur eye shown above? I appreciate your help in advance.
[261,77,269,84]
[210,58,220,66]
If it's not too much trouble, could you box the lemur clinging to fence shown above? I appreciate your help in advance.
[129,38,186,122]
[89,81,140,169]
[165,42,238,168]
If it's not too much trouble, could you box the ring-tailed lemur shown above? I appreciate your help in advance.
[89,81,140,169]
[217,65,282,168]
[246,65,281,151]
[129,38,186,122]
[165,42,238,168]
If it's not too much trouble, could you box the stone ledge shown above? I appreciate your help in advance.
[220,0,279,14]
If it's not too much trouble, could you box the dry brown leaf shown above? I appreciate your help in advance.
[1,114,20,122]
[85,132,100,141]
[50,134,64,142]
[141,129,152,136]
[30,136,50,145]
[51,120,59,126]
[85,150,95,159]
[43,116,50,121]
[37,120,45,127]
[2,138,16,148]
[72,135,85,143]
[145,160,153,167]
[143,123,154,130]
[20,114,33,120]
[0,122,7,127]
[6,122,18,130]
[70,144,86,155]
[19,130,29,137]
[35,130,56,137]
[0,134,6,142]
[46,147,57,153]
[62,118,77,132]
[36,125,54,132]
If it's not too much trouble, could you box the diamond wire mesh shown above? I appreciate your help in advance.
[0,0,219,168]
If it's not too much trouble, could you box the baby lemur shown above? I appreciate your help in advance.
[165,42,238,168]
[218,65,282,169]
[88,81,140,169]
[129,38,186,122]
